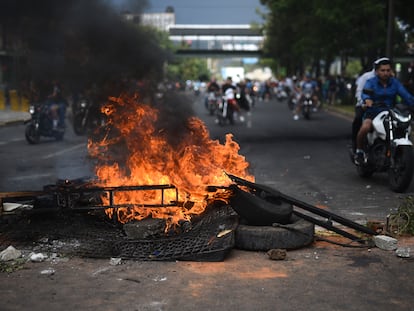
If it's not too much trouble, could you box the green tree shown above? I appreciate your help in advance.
[167,58,210,82]
[260,0,410,76]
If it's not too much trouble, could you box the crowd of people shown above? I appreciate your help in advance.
[198,57,414,163]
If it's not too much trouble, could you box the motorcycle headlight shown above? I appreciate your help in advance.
[80,101,87,108]
[393,117,411,130]
[394,113,411,123]
[29,105,35,114]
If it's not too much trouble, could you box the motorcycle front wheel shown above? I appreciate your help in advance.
[302,105,311,120]
[356,163,375,178]
[54,130,65,141]
[25,124,40,144]
[388,145,414,193]
[208,102,216,115]
[73,113,87,136]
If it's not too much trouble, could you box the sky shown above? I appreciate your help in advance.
[143,0,267,25]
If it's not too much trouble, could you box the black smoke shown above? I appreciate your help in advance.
[0,0,170,96]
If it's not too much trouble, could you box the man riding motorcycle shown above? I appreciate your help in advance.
[205,77,221,112]
[217,77,239,125]
[293,74,318,120]
[355,58,414,165]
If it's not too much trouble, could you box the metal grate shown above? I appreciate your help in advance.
[0,205,238,261]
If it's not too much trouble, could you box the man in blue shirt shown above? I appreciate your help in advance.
[293,74,318,120]
[355,58,414,165]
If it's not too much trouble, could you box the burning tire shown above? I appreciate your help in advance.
[235,215,314,251]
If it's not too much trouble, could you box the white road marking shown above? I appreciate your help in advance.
[10,173,53,181]
[0,138,25,145]
[42,143,87,159]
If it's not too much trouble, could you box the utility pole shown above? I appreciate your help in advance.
[386,0,395,59]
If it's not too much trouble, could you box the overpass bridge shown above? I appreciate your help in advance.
[168,24,264,57]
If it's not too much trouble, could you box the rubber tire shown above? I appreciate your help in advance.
[303,105,310,120]
[388,145,414,193]
[54,130,65,141]
[25,124,40,144]
[229,185,293,225]
[73,113,86,136]
[235,215,314,251]
[357,163,375,178]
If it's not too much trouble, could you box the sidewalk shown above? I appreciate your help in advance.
[0,108,31,126]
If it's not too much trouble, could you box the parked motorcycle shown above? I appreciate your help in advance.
[350,102,414,192]
[25,101,65,144]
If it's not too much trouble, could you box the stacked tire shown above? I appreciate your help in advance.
[229,185,315,251]
[235,215,315,251]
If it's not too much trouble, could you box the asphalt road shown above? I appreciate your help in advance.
[0,93,412,223]
[0,116,92,192]
[193,94,413,223]
[0,93,413,311]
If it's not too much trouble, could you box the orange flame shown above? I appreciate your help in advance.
[87,92,254,228]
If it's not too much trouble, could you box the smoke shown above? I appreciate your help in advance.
[2,0,207,183]
[0,0,169,94]
[155,91,196,146]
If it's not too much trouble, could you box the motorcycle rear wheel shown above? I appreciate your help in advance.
[25,124,40,144]
[388,145,414,193]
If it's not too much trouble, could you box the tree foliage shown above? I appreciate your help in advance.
[260,0,413,76]
[167,58,210,82]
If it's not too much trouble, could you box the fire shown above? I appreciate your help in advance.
[87,91,254,228]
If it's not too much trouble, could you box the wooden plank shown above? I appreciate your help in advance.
[0,191,44,199]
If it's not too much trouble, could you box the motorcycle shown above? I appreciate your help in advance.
[275,84,289,101]
[216,94,239,126]
[25,101,65,144]
[206,91,220,116]
[350,102,414,192]
[287,93,298,111]
[301,92,313,120]
[72,96,105,136]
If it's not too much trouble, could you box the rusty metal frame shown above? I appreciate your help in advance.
[52,184,180,211]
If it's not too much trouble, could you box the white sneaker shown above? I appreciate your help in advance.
[293,114,299,121]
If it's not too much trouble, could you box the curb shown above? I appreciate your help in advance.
[0,119,28,127]
[324,106,354,121]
